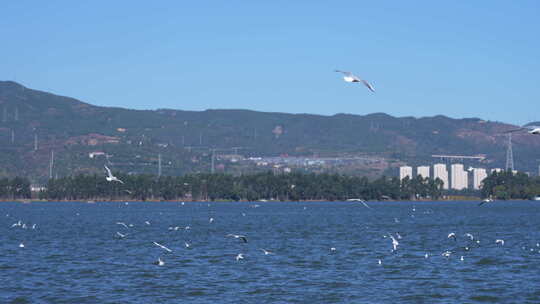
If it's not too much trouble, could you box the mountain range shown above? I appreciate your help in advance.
[1,80,539,183]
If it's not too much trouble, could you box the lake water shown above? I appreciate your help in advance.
[1,201,540,303]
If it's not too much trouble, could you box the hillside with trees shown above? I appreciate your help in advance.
[1,80,540,183]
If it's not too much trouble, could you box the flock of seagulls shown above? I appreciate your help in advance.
[8,201,540,276]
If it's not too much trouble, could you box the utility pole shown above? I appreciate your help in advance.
[11,129,14,144]
[199,132,203,145]
[34,133,38,151]
[211,149,215,174]
[158,153,162,177]
[49,150,54,179]
[505,133,514,172]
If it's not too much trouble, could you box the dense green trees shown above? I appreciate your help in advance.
[481,171,540,200]
[0,177,31,199]
[38,171,446,201]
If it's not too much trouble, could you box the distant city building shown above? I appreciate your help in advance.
[417,166,430,178]
[433,163,449,189]
[451,164,468,190]
[473,168,488,190]
[491,168,503,174]
[399,166,413,180]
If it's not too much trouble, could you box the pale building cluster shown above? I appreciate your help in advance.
[399,164,504,190]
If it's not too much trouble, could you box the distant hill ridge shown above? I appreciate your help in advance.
[0,80,539,182]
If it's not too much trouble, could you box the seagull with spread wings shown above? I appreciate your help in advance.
[504,125,540,135]
[104,165,124,184]
[335,70,375,92]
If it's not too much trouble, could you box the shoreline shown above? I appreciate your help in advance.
[3,198,534,203]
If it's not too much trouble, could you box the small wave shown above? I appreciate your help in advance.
[469,295,500,302]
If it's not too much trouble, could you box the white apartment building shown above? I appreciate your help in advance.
[399,166,413,181]
[473,168,488,190]
[433,163,449,190]
[417,166,430,178]
[451,164,468,190]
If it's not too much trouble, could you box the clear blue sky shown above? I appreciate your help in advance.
[1,1,538,125]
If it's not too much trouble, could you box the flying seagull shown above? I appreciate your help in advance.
[104,165,124,184]
[464,233,474,241]
[504,125,540,135]
[335,70,375,92]
[388,234,399,251]
[478,197,493,206]
[495,239,505,246]
[116,231,127,238]
[227,234,248,243]
[448,232,457,241]
[260,248,273,255]
[236,253,244,261]
[116,222,129,229]
[153,241,173,252]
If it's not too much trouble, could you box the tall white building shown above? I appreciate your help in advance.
[433,163,449,189]
[399,166,413,180]
[473,168,488,190]
[451,164,468,190]
[417,166,430,178]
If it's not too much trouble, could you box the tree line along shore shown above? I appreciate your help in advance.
[0,171,538,202]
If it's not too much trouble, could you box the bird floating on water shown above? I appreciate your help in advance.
[236,253,244,261]
[464,233,474,241]
[496,239,505,246]
[104,165,124,184]
[19,243,25,248]
[155,257,165,266]
[116,232,127,238]
[335,70,375,92]
[448,232,457,241]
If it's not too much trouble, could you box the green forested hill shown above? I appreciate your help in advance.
[1,81,539,183]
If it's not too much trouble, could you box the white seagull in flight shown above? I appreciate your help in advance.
[227,234,248,243]
[335,70,375,92]
[504,125,540,135]
[388,234,399,251]
[104,165,124,184]
[153,241,173,252]
[260,248,273,255]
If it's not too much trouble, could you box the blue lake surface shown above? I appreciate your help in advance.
[1,200,540,303]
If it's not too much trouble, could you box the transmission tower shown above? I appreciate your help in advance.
[505,133,514,171]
